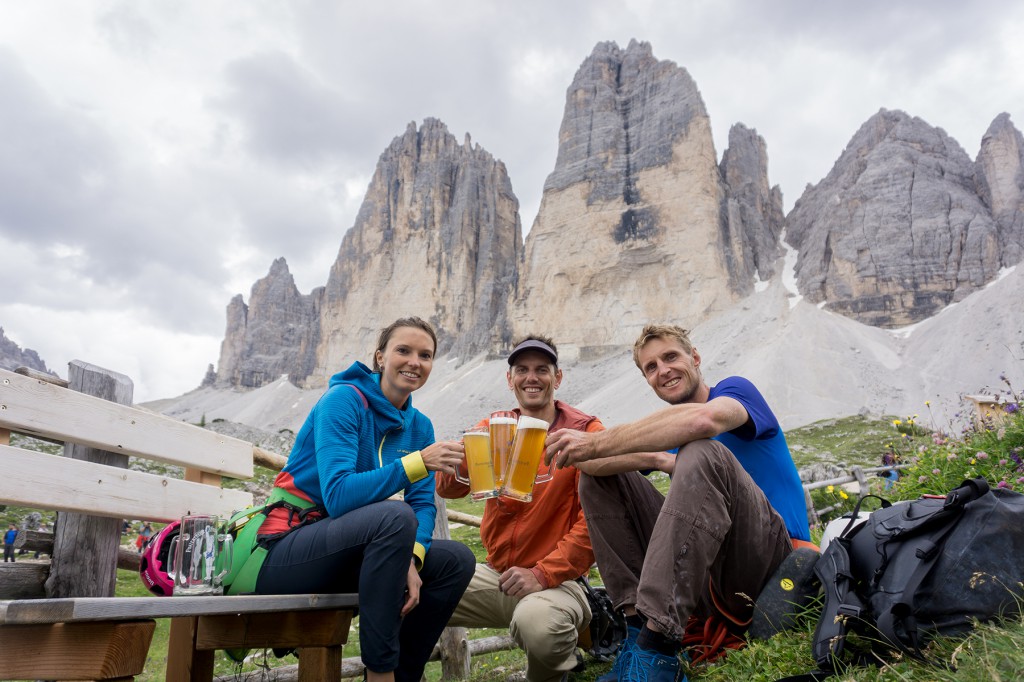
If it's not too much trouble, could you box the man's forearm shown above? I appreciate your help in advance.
[575,451,672,476]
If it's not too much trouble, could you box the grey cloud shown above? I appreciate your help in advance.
[213,50,376,168]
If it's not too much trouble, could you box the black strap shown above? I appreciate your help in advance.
[875,480,982,660]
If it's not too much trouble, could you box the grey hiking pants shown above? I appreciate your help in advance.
[579,439,792,640]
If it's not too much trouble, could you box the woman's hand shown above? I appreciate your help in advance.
[401,559,422,617]
[420,440,465,474]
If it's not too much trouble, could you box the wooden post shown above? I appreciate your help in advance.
[433,495,470,680]
[44,360,134,598]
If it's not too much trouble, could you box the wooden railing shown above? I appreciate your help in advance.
[803,464,910,523]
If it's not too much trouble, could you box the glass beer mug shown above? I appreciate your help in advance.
[489,411,518,489]
[169,514,233,595]
[455,426,498,500]
[499,415,552,502]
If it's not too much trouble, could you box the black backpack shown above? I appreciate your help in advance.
[809,477,1024,674]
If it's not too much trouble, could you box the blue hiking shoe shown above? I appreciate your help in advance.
[620,645,685,682]
[596,625,639,682]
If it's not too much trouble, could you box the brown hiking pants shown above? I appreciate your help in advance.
[579,439,792,640]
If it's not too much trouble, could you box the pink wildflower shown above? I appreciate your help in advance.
[976,451,989,460]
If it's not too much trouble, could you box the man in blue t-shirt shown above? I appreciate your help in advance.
[545,324,810,682]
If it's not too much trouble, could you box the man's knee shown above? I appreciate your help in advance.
[509,593,583,657]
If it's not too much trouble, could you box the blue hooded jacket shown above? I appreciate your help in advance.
[271,361,437,564]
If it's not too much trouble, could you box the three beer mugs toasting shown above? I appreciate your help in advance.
[456,410,552,502]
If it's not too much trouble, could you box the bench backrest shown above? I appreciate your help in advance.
[0,366,254,522]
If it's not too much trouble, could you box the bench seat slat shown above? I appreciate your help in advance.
[0,594,359,624]
[0,368,253,479]
[0,444,252,521]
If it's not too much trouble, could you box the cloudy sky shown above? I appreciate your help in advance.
[1,0,1021,401]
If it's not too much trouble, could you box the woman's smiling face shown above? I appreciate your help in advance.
[376,326,436,408]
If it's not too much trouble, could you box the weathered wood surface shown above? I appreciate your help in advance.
[0,365,253,478]
[0,444,253,522]
[0,563,48,599]
[0,593,359,625]
[434,495,470,680]
[13,365,69,387]
[212,634,519,682]
[46,360,135,600]
[0,550,147,600]
[0,619,155,680]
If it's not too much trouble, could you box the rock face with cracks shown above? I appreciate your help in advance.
[202,43,1023,397]
[786,109,1023,328]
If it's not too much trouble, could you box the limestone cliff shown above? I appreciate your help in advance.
[786,109,1004,328]
[310,119,521,383]
[0,327,56,376]
[975,113,1024,266]
[515,40,778,348]
[720,123,785,283]
[214,258,321,388]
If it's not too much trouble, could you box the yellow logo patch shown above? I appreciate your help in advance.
[780,578,795,591]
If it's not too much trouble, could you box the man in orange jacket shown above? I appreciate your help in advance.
[436,336,600,682]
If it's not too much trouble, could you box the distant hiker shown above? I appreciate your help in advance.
[240,317,474,682]
[4,524,17,563]
[546,324,811,682]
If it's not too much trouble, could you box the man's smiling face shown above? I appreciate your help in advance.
[507,350,561,414]
[637,336,703,404]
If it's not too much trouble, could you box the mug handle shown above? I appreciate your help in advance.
[534,458,555,485]
[214,533,233,582]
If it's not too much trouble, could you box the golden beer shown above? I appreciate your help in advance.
[489,412,518,488]
[500,415,552,502]
[459,429,497,500]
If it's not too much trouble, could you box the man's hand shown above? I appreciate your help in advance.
[654,450,677,475]
[545,428,598,469]
[401,559,421,616]
[498,566,544,598]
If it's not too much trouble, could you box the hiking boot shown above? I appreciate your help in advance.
[749,546,821,640]
[596,624,640,682]
[619,645,685,682]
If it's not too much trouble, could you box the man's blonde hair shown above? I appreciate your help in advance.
[632,324,693,369]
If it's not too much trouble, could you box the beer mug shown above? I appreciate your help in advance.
[169,514,233,595]
[489,411,518,489]
[499,415,552,502]
[455,426,498,500]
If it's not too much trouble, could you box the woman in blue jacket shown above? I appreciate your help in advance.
[256,317,475,682]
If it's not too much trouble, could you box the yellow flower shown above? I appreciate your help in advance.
[925,400,931,406]
[893,419,902,426]
[839,490,849,500]
[970,459,977,465]
[827,485,835,493]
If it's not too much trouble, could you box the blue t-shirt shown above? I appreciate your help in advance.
[708,377,810,541]
[4,529,16,545]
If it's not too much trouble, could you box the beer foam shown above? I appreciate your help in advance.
[489,417,517,426]
[516,415,550,430]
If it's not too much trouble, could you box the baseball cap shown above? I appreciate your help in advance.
[507,339,558,366]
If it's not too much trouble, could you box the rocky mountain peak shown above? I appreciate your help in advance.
[309,118,521,384]
[0,327,56,376]
[975,112,1024,265]
[785,108,1004,328]
[514,40,777,349]
[214,257,322,388]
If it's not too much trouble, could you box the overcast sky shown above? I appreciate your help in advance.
[1,0,1021,402]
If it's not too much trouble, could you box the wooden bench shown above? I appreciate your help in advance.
[0,362,358,681]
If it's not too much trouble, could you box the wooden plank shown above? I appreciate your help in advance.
[0,444,252,522]
[0,593,359,624]
[195,610,351,649]
[14,365,69,387]
[47,360,135,599]
[167,616,214,682]
[0,563,48,599]
[296,646,342,682]
[0,367,253,478]
[0,620,154,679]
